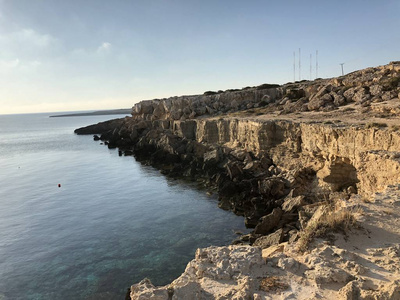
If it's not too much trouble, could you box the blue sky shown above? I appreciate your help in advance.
[0,0,399,114]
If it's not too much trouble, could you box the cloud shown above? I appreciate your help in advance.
[70,42,113,60]
[0,58,20,68]
[0,28,56,60]
[29,60,41,67]
[97,42,112,54]
[0,58,41,72]
[1,28,55,48]
[16,29,54,47]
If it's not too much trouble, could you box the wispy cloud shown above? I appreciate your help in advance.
[16,29,54,47]
[0,28,57,62]
[71,42,113,58]
[0,58,41,72]
[0,28,56,48]
[0,58,20,68]
[97,42,112,54]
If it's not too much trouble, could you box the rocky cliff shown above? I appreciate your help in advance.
[75,61,400,299]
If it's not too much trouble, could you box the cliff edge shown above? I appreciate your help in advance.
[76,61,400,299]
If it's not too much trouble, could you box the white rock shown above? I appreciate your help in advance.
[130,246,268,299]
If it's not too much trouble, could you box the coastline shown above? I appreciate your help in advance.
[49,108,131,118]
[76,61,400,299]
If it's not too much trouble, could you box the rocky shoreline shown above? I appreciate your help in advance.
[76,62,400,299]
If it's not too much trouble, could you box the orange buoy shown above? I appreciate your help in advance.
[58,184,61,188]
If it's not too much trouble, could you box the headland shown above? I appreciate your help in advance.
[76,61,400,299]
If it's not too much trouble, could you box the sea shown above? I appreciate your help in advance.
[0,112,248,300]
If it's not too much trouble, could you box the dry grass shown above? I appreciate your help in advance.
[297,205,358,253]
[259,276,289,293]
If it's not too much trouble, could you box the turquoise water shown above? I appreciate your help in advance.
[0,113,248,299]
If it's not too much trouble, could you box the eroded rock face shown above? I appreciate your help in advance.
[128,61,400,120]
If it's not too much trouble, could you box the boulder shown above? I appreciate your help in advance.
[254,208,283,235]
[353,88,371,103]
[258,178,286,199]
[333,93,346,106]
[370,84,383,96]
[230,149,247,161]
[253,228,284,248]
[343,87,357,102]
[130,278,169,300]
[307,93,333,110]
[203,149,221,166]
[226,161,243,180]
[261,243,286,260]
[282,195,306,212]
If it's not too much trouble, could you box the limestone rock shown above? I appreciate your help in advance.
[130,246,268,300]
[305,264,353,284]
[253,228,284,248]
[261,243,286,260]
[339,280,400,300]
[308,93,333,111]
[130,278,169,300]
[254,208,283,235]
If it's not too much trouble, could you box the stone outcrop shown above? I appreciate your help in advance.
[130,246,269,300]
[74,61,400,299]
[128,61,400,121]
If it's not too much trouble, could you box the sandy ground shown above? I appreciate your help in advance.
[262,185,400,299]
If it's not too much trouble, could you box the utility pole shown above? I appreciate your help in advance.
[293,51,296,82]
[340,63,345,76]
[298,48,301,81]
[316,50,318,78]
[310,53,312,80]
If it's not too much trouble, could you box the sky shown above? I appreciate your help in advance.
[0,0,399,114]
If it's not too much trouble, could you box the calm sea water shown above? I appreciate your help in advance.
[0,113,248,300]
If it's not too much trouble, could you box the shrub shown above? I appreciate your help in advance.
[256,83,280,90]
[297,205,358,252]
[259,276,289,292]
[366,122,388,129]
